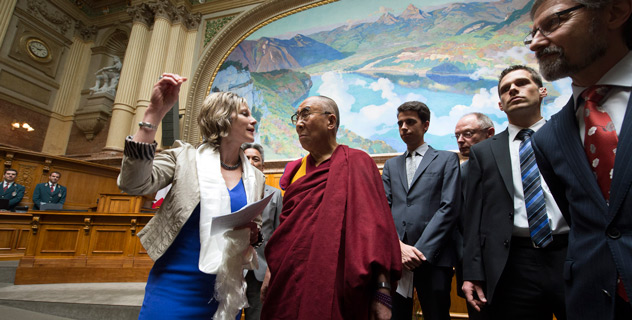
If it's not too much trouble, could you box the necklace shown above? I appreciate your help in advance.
[220,158,241,170]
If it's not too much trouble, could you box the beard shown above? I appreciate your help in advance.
[536,19,608,81]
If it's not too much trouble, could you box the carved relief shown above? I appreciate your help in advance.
[3,152,14,169]
[127,3,154,27]
[130,218,137,236]
[185,12,202,31]
[26,0,73,35]
[16,164,37,201]
[43,159,52,173]
[75,21,98,43]
[75,93,114,140]
[151,0,177,22]
[84,217,91,235]
[31,216,40,235]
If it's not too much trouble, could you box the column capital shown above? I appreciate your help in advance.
[127,3,154,27]
[150,0,177,23]
[184,11,202,31]
[74,21,97,42]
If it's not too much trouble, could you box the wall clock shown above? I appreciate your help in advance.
[26,38,51,61]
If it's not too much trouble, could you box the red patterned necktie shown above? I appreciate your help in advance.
[582,85,617,201]
[50,185,54,193]
[582,85,628,302]
[2,184,7,192]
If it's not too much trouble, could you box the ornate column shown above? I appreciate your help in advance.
[41,23,96,155]
[131,0,175,146]
[103,4,153,152]
[178,10,202,132]
[164,6,186,74]
[0,0,17,45]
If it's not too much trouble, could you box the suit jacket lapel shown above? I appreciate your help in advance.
[409,146,437,191]
[490,130,514,197]
[556,98,607,208]
[609,95,632,216]
[397,154,409,193]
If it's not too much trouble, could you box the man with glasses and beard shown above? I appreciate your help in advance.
[527,0,632,318]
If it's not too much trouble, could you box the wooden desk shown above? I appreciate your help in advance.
[0,212,32,260]
[15,210,154,284]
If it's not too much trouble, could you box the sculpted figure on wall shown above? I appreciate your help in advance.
[90,56,122,96]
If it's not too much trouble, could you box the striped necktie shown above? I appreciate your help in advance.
[517,129,552,248]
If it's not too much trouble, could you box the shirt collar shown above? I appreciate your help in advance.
[571,51,632,108]
[405,142,429,157]
[508,118,546,141]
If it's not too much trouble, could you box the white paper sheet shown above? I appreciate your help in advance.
[396,268,415,298]
[210,193,273,237]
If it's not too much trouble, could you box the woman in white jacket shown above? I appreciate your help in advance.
[118,73,265,320]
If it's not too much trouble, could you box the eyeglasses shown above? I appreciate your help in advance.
[524,4,585,45]
[454,129,487,139]
[290,108,332,125]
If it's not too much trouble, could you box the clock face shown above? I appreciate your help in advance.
[27,39,49,59]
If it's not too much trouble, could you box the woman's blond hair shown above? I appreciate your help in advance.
[198,91,247,148]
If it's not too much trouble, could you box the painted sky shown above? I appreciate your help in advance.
[249,0,496,40]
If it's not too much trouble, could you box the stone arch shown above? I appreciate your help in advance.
[182,0,335,144]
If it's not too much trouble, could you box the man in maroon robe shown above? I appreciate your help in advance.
[261,96,402,320]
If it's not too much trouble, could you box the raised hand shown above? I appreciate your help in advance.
[148,73,187,120]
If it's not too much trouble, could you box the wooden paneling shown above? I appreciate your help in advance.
[0,146,123,210]
[0,213,32,260]
[15,211,154,284]
[97,194,151,213]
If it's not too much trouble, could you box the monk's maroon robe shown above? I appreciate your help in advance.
[262,145,401,319]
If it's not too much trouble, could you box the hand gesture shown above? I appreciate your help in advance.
[147,73,187,120]
[400,241,426,270]
[462,280,487,311]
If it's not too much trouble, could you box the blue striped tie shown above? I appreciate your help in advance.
[517,129,552,248]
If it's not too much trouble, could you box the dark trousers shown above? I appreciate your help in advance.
[392,263,453,320]
[245,271,262,320]
[489,237,567,320]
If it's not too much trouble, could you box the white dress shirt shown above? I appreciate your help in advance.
[572,51,632,142]
[508,118,569,236]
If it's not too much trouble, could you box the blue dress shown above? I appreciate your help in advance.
[139,179,248,319]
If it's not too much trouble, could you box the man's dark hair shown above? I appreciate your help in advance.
[531,0,632,49]
[50,171,61,178]
[397,101,431,122]
[498,65,544,91]
[4,168,17,175]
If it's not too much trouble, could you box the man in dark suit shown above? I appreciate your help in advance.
[453,112,495,320]
[528,0,632,318]
[1,169,25,211]
[241,143,282,320]
[382,101,461,320]
[462,65,568,320]
[32,171,66,210]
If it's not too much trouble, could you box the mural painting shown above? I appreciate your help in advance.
[210,0,572,160]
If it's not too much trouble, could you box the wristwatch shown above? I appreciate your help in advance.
[138,121,158,130]
[376,281,391,291]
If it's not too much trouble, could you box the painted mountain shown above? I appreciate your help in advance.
[213,0,541,159]
[228,34,348,72]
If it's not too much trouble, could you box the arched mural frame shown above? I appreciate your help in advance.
[182,0,337,144]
